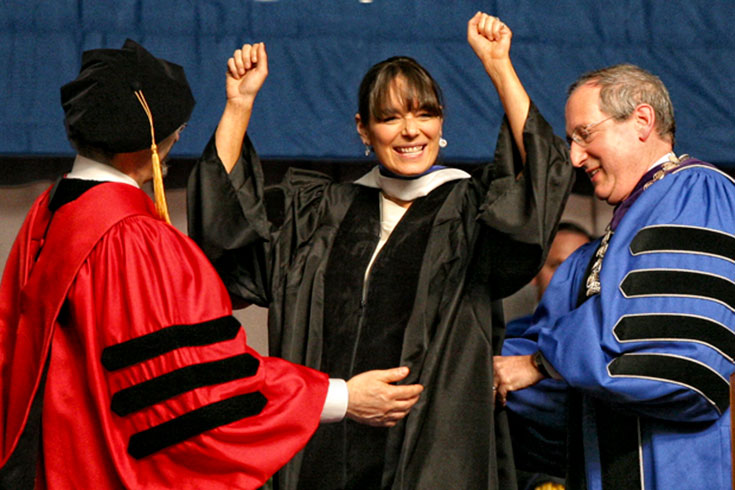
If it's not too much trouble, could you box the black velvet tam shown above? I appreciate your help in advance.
[60,39,195,154]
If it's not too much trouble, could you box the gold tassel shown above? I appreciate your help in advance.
[534,483,565,490]
[134,89,171,224]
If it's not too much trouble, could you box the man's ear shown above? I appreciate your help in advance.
[355,113,370,146]
[633,103,656,141]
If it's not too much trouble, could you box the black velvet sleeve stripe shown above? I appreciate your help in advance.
[608,354,729,413]
[613,314,735,361]
[620,270,735,311]
[630,225,735,262]
[128,392,267,459]
[101,316,241,371]
[111,354,260,416]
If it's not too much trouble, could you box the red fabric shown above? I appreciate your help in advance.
[0,183,328,489]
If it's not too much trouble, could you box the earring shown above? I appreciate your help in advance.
[364,144,372,156]
[439,137,447,148]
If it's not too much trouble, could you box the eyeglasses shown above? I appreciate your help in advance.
[567,115,615,147]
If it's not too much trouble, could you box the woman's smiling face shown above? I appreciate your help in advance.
[357,77,443,177]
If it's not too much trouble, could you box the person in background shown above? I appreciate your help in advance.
[507,221,594,338]
[531,222,594,303]
[188,12,573,490]
[495,63,735,489]
[503,221,593,490]
[0,39,421,490]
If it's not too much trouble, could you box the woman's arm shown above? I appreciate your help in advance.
[216,42,269,173]
[187,43,272,306]
[467,12,530,163]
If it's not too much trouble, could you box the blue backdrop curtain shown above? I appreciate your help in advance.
[1,0,733,169]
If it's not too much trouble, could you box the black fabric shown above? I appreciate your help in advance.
[127,391,267,459]
[614,314,735,360]
[29,178,105,264]
[296,187,381,490]
[594,402,642,490]
[565,391,587,490]
[0,355,49,490]
[60,39,195,153]
[620,270,735,310]
[298,184,453,490]
[506,409,566,478]
[630,225,735,262]
[188,103,574,490]
[111,353,259,416]
[609,354,730,413]
[319,186,381,377]
[101,315,241,371]
[48,178,105,211]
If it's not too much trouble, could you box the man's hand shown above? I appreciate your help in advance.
[226,42,268,107]
[346,367,423,427]
[493,355,545,405]
[467,12,512,70]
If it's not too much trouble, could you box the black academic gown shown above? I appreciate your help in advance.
[188,103,573,490]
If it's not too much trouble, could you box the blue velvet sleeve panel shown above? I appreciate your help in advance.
[502,245,596,427]
[501,250,596,478]
[537,165,735,423]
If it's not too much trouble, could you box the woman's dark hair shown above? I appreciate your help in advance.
[358,56,444,125]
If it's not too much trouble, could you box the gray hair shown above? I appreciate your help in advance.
[568,64,675,145]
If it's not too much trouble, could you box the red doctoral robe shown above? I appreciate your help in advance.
[0,181,328,489]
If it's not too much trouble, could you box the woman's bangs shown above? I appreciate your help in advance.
[370,70,442,121]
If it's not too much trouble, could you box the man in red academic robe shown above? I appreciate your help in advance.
[0,40,422,490]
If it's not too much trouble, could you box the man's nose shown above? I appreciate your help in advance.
[569,141,586,168]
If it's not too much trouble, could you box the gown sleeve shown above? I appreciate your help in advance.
[500,248,596,477]
[536,167,735,423]
[187,134,272,306]
[58,214,329,488]
[188,134,333,307]
[472,102,574,298]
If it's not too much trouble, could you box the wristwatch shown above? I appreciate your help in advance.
[531,351,551,378]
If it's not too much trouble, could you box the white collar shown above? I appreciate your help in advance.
[66,154,140,188]
[354,166,470,202]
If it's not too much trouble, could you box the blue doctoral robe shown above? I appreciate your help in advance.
[506,160,735,489]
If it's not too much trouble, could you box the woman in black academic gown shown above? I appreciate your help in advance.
[188,12,572,490]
